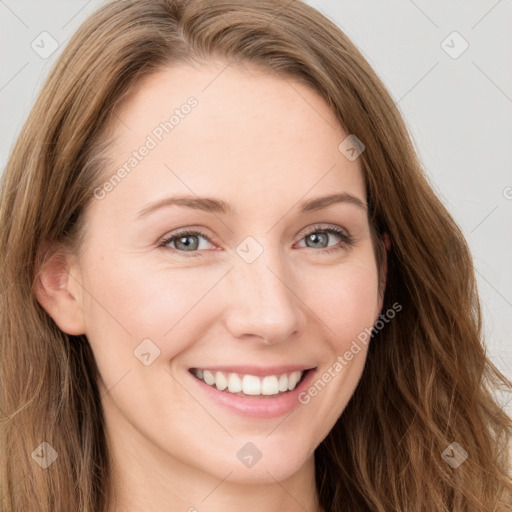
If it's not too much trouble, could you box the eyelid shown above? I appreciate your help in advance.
[296,223,352,242]
[159,223,354,255]
[295,224,355,253]
[158,227,215,255]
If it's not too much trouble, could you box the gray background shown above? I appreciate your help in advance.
[1,0,511,413]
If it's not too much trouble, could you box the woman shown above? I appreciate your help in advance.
[1,0,510,510]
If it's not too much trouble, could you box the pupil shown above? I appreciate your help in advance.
[178,235,198,251]
[307,232,327,248]
[175,232,330,251]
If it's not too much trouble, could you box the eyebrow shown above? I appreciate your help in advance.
[136,192,367,219]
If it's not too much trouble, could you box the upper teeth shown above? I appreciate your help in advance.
[192,368,304,396]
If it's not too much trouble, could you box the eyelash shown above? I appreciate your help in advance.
[158,224,354,258]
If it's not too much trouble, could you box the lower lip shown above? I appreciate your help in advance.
[188,368,317,419]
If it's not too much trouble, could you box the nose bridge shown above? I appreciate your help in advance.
[223,237,303,342]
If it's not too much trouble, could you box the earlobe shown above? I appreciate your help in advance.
[382,233,390,285]
[383,232,391,252]
[378,233,390,306]
[33,241,86,336]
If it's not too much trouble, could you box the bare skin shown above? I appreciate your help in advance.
[36,61,386,512]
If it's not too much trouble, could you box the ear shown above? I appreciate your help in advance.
[377,233,390,310]
[33,240,86,335]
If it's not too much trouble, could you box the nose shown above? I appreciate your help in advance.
[222,246,306,345]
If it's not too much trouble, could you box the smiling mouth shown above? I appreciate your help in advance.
[189,367,312,398]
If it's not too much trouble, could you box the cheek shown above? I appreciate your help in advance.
[75,244,381,477]
[79,245,380,375]
[79,253,221,364]
[295,258,380,424]
[303,257,381,344]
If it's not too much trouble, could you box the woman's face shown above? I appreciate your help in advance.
[62,62,384,483]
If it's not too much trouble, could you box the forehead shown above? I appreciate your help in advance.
[96,62,366,218]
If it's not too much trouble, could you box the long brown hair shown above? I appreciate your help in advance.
[1,1,511,510]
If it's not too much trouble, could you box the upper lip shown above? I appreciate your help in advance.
[189,365,316,377]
